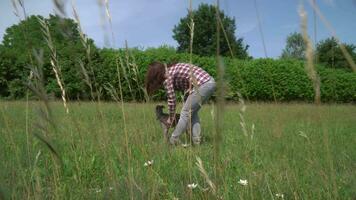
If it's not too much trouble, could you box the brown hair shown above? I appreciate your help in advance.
[145,61,166,95]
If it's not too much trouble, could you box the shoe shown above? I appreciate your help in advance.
[192,137,201,145]
[169,136,181,145]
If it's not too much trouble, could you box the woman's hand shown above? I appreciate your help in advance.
[166,117,172,127]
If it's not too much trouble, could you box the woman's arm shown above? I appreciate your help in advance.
[163,74,176,121]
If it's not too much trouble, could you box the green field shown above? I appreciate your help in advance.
[0,102,355,199]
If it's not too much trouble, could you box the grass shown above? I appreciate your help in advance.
[0,101,355,199]
[4,1,355,200]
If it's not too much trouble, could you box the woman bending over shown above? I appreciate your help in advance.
[145,62,216,145]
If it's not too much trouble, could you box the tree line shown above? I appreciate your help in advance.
[281,32,356,70]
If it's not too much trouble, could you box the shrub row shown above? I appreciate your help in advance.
[100,47,355,103]
[1,46,355,102]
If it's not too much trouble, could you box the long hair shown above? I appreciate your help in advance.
[145,62,166,95]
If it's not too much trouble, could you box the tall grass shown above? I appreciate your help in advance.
[299,4,321,104]
[1,102,356,199]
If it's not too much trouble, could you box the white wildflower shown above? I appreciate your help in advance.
[95,188,101,193]
[187,183,198,189]
[109,187,113,191]
[276,193,284,198]
[238,179,248,186]
[182,143,190,148]
[144,160,154,167]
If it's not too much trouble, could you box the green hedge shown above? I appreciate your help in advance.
[94,47,355,103]
[1,46,356,102]
[228,59,356,102]
[226,59,314,101]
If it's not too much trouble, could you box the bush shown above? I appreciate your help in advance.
[227,59,315,101]
[0,46,355,103]
[318,67,356,102]
[95,47,356,103]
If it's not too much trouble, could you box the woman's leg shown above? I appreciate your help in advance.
[170,79,216,144]
[191,110,201,144]
[170,92,201,143]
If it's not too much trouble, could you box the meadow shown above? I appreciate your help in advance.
[0,101,355,199]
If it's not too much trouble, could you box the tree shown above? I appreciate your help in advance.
[281,32,306,60]
[172,3,249,59]
[0,44,12,97]
[316,37,356,70]
[0,15,98,99]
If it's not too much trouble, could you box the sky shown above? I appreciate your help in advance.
[1,0,356,58]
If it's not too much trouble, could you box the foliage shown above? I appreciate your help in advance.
[1,16,355,102]
[318,66,356,102]
[316,37,356,70]
[93,47,356,103]
[227,59,314,101]
[281,32,306,60]
[172,3,249,59]
[0,15,97,99]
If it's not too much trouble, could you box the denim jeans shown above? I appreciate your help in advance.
[170,78,216,144]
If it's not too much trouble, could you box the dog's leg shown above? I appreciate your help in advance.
[161,122,169,141]
[165,128,169,142]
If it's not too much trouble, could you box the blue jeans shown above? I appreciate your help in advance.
[170,78,216,144]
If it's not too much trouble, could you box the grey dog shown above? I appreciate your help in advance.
[155,105,184,141]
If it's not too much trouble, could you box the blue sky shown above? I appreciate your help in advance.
[1,0,355,58]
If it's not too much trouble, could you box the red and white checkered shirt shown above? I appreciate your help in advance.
[163,63,211,116]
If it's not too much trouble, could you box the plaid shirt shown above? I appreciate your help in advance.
[163,63,211,117]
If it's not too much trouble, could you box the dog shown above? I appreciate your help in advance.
[155,105,180,141]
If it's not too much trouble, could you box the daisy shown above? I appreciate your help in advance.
[144,160,154,167]
[238,179,248,186]
[187,183,198,189]
[182,143,190,148]
[276,193,284,198]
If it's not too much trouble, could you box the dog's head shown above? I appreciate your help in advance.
[155,104,180,127]
[155,104,164,112]
[155,105,165,118]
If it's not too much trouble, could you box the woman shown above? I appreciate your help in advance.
[145,62,216,145]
